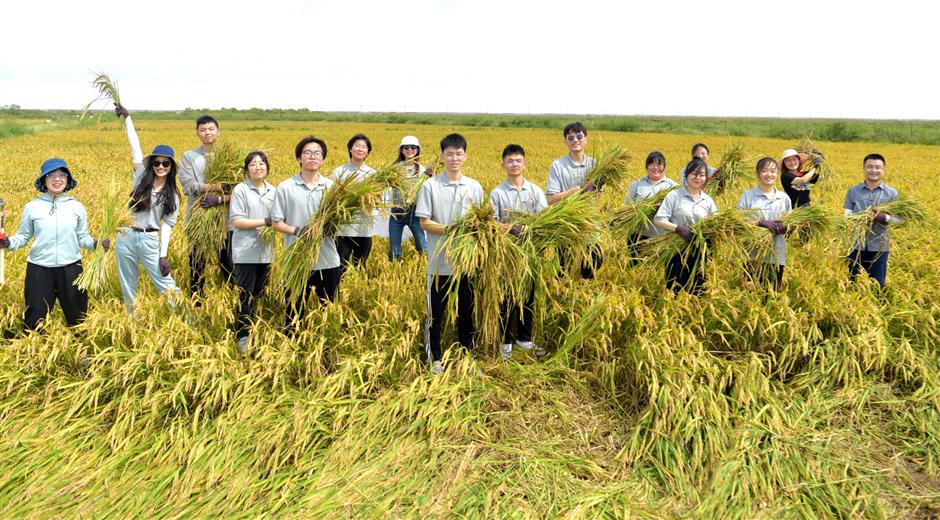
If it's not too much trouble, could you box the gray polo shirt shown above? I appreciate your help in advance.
[229,179,276,264]
[332,162,376,237]
[843,181,899,252]
[179,147,209,220]
[654,187,718,227]
[626,176,680,237]
[489,179,548,222]
[546,154,595,195]
[737,187,792,265]
[271,173,340,270]
[130,165,179,229]
[414,172,485,276]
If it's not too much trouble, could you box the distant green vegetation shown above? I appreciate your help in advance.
[0,117,32,139]
[3,108,940,145]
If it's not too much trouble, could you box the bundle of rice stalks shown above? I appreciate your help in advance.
[585,144,631,189]
[279,174,387,304]
[186,143,245,265]
[439,203,531,350]
[514,192,601,258]
[257,225,279,250]
[708,142,747,196]
[781,204,838,240]
[606,187,676,238]
[843,195,927,251]
[367,159,428,210]
[642,209,761,273]
[74,179,131,295]
[80,72,123,122]
[797,134,835,181]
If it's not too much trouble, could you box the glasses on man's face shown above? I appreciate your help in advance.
[151,159,172,168]
[401,145,418,151]
[301,150,324,158]
[565,133,586,142]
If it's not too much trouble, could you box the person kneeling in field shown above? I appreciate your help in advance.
[545,122,603,279]
[625,151,679,263]
[490,144,548,360]
[415,133,484,375]
[333,134,377,275]
[229,151,276,353]
[0,158,104,330]
[271,136,341,332]
[737,157,792,291]
[844,153,901,289]
[655,158,718,295]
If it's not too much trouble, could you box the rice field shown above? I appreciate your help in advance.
[0,119,937,518]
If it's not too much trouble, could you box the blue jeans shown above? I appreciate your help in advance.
[848,250,889,289]
[115,228,179,313]
[388,207,427,260]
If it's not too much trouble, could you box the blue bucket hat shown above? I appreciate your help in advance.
[144,144,177,170]
[36,157,77,192]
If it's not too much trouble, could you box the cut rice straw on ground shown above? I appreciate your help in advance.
[74,178,131,295]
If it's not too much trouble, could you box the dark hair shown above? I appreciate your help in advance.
[756,157,777,174]
[563,122,588,138]
[691,143,709,157]
[347,134,372,158]
[196,115,219,130]
[295,136,328,160]
[683,157,709,179]
[395,146,422,165]
[440,133,467,153]
[129,157,180,215]
[244,151,270,174]
[863,153,886,166]
[502,144,525,159]
[645,151,666,168]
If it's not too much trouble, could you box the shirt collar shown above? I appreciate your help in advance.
[293,172,325,188]
[441,173,466,186]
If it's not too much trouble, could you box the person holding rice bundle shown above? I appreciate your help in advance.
[737,157,792,290]
[655,157,718,295]
[490,144,548,360]
[229,151,275,353]
[416,133,484,375]
[332,134,377,275]
[113,108,182,312]
[545,122,603,279]
[780,148,820,208]
[178,114,234,297]
[844,153,901,289]
[0,158,103,330]
[625,151,679,262]
[271,136,341,330]
[386,135,430,261]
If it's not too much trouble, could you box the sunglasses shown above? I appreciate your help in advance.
[401,145,418,151]
[565,133,586,142]
[151,159,172,168]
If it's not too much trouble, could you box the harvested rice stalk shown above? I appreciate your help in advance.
[843,195,927,251]
[643,209,761,272]
[781,204,838,240]
[797,134,835,182]
[709,142,747,196]
[187,143,245,265]
[74,178,131,294]
[606,187,676,238]
[585,144,631,189]
[80,71,123,122]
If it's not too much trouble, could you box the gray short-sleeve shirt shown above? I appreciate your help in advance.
[843,181,899,252]
[414,173,485,276]
[271,173,340,270]
[654,188,718,227]
[229,179,276,264]
[546,154,595,195]
[626,176,680,237]
[489,179,548,222]
[737,187,792,265]
[332,162,377,237]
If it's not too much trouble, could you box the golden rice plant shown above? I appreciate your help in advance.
[642,208,761,273]
[605,187,675,238]
[585,143,631,189]
[843,195,927,251]
[74,178,131,295]
[80,71,123,122]
[186,143,244,265]
[709,141,748,196]
[797,133,835,181]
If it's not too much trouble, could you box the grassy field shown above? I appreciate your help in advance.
[0,119,937,518]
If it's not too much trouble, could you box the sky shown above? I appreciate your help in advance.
[2,0,938,119]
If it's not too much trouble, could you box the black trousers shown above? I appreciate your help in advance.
[666,245,709,296]
[189,231,234,296]
[426,275,474,362]
[558,245,604,279]
[500,288,534,344]
[233,263,271,339]
[337,236,373,276]
[284,267,341,331]
[848,250,889,289]
[24,261,87,330]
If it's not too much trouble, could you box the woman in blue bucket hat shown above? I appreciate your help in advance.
[113,105,183,313]
[0,158,104,330]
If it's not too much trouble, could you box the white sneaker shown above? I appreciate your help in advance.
[515,340,534,350]
[500,343,513,361]
[534,346,547,358]
[431,360,444,375]
[237,336,249,354]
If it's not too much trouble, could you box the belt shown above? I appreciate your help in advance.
[130,226,159,233]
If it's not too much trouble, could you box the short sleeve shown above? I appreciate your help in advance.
[271,185,288,222]
[654,192,675,221]
[414,181,433,219]
[545,161,562,195]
